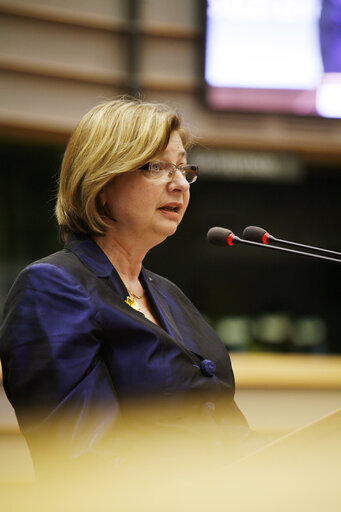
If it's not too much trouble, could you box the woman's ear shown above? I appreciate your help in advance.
[98,185,116,222]
[98,186,106,207]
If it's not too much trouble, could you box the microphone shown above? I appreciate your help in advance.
[243,225,341,258]
[207,227,236,247]
[207,227,341,265]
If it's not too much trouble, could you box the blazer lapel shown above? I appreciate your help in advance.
[140,268,194,351]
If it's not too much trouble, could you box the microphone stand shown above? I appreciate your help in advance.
[234,236,341,265]
[207,227,341,265]
[242,226,341,258]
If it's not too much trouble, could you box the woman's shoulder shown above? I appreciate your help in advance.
[0,250,99,346]
[7,248,92,299]
[30,247,82,271]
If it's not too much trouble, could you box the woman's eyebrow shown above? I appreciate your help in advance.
[162,149,187,161]
[178,150,187,159]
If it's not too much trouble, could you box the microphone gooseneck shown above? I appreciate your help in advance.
[242,225,341,258]
[207,226,341,265]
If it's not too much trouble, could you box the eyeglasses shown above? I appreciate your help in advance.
[139,160,198,184]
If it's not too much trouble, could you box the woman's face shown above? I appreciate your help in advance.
[99,131,190,248]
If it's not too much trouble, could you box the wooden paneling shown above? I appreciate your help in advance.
[139,0,198,30]
[0,15,127,77]
[138,36,197,85]
[0,0,125,29]
[0,1,341,159]
[0,70,120,131]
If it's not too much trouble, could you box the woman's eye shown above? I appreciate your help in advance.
[151,163,161,172]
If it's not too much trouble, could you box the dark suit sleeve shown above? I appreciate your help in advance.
[0,263,120,466]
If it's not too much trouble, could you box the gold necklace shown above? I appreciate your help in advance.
[125,289,145,311]
[128,290,145,300]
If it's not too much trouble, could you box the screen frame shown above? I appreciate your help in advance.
[198,0,341,121]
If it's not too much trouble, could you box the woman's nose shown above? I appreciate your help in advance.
[168,169,190,191]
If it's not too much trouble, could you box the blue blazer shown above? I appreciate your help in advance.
[0,235,248,465]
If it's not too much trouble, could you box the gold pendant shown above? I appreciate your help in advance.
[125,295,140,311]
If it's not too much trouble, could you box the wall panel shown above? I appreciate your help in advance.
[0,70,120,135]
[0,15,127,77]
[0,0,341,157]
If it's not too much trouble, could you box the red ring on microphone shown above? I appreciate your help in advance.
[227,233,235,246]
[262,232,270,245]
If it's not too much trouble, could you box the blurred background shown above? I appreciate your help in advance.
[1,0,341,355]
[0,0,341,483]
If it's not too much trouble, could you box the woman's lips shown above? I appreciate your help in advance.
[158,202,182,212]
[158,203,182,219]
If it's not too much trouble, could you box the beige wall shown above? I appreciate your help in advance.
[1,0,341,158]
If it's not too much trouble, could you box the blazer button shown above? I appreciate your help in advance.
[200,359,216,377]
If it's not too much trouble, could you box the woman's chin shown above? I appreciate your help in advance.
[161,222,179,237]
[151,224,179,245]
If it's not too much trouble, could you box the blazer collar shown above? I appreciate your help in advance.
[65,234,203,361]
[65,234,113,278]
[64,234,177,336]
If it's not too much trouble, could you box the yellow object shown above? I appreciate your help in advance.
[125,295,140,311]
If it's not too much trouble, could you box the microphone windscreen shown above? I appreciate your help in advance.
[243,225,267,242]
[207,227,233,246]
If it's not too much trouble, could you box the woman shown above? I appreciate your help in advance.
[0,98,249,473]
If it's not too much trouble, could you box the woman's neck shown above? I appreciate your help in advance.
[93,232,146,283]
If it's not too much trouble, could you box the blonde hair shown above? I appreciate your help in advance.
[55,97,190,239]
